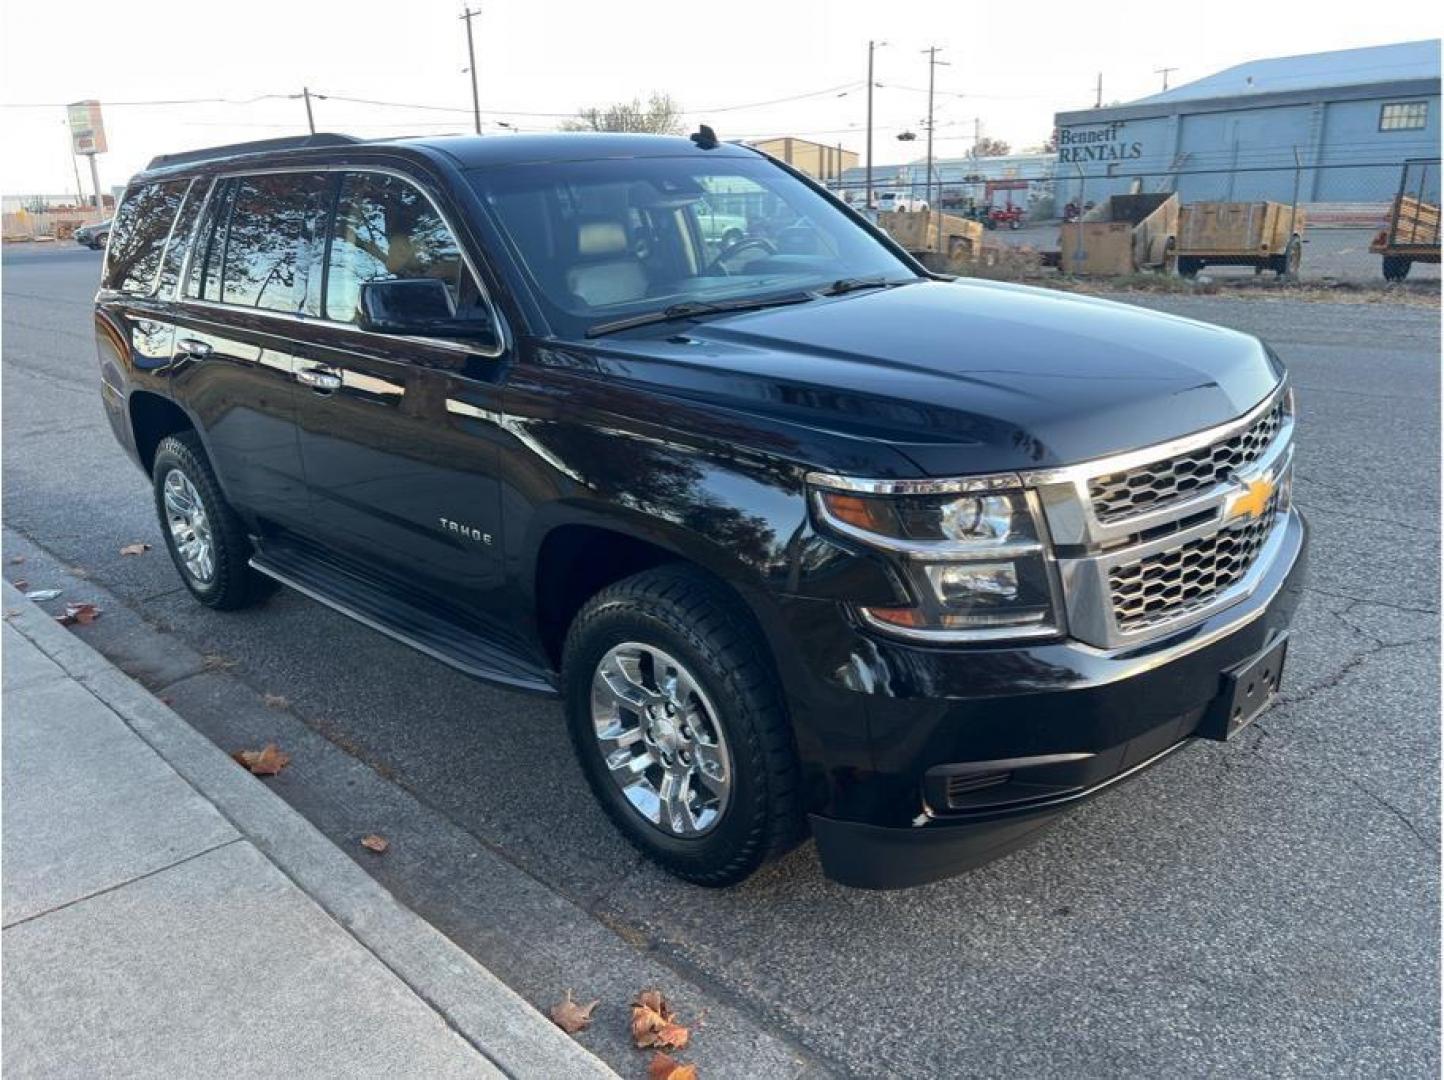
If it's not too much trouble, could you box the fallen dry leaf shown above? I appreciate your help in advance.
[119,542,152,556]
[648,1054,698,1080]
[631,989,689,1050]
[202,654,238,671]
[548,989,599,1035]
[360,834,389,853]
[7,555,24,565]
[13,579,28,591]
[231,743,290,776]
[263,693,289,709]
[56,602,101,626]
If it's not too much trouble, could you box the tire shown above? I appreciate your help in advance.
[561,565,804,886]
[1383,256,1411,282]
[151,432,271,610]
[1177,257,1202,278]
[1009,219,1021,230]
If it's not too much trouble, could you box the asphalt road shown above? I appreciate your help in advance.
[4,242,1439,1078]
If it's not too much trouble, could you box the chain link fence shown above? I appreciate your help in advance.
[830,159,1441,283]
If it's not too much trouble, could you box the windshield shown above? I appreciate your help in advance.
[469,154,913,337]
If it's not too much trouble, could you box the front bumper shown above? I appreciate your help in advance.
[794,507,1308,889]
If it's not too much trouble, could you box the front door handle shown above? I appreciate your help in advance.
[175,337,212,359]
[296,367,342,392]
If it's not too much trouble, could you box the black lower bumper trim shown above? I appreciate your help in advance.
[811,738,1196,889]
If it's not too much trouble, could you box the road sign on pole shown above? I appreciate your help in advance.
[66,100,107,155]
[67,100,108,212]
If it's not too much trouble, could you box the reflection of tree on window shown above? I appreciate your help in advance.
[220,174,329,312]
[104,180,187,295]
[325,173,479,324]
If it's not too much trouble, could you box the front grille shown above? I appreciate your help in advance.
[1088,398,1286,523]
[1108,496,1279,633]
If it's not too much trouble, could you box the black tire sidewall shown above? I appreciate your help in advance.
[562,587,783,883]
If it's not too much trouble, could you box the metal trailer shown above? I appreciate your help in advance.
[1175,201,1305,278]
[1370,160,1441,282]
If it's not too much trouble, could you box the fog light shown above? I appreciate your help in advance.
[927,561,1018,604]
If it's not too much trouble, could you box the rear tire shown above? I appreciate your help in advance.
[152,432,271,610]
[1383,256,1411,282]
[561,565,805,886]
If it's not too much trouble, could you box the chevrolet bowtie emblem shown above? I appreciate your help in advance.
[1225,476,1275,522]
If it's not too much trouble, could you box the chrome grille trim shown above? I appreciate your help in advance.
[1109,495,1279,633]
[1031,383,1294,649]
[1088,398,1286,524]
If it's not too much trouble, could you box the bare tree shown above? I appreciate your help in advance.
[561,92,684,135]
[972,136,1012,158]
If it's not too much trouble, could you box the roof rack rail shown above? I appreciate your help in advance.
[146,133,362,171]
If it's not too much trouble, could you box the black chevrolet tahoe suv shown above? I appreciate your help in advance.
[95,131,1306,889]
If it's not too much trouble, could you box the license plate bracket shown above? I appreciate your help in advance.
[1200,635,1288,741]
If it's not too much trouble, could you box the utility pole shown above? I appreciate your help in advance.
[302,87,316,134]
[87,153,102,212]
[922,46,949,219]
[1155,66,1177,92]
[1095,72,1103,108]
[461,6,482,135]
[865,40,885,209]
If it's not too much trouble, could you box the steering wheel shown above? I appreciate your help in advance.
[708,236,777,274]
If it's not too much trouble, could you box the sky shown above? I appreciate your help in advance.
[1,0,1439,199]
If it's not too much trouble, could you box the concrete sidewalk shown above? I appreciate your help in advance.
[1,582,614,1079]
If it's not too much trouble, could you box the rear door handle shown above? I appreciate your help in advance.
[296,367,342,392]
[175,338,212,359]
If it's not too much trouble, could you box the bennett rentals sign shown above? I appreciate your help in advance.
[67,100,107,155]
[1058,122,1141,164]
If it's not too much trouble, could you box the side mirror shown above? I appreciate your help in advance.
[356,278,495,345]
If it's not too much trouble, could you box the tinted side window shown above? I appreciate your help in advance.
[325,172,480,323]
[155,180,205,298]
[186,179,236,302]
[221,173,331,312]
[103,180,188,294]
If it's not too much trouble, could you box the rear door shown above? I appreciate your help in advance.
[98,178,194,406]
[169,171,331,529]
[289,168,511,604]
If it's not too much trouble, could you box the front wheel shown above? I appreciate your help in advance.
[561,566,804,886]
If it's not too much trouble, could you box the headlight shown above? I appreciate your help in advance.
[811,481,1063,642]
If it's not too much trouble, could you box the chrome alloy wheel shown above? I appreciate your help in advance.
[590,642,733,836]
[162,468,215,584]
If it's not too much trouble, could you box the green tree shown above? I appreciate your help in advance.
[561,92,684,135]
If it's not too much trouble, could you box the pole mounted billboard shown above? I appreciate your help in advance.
[67,100,107,156]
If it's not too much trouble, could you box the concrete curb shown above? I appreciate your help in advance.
[3,582,616,1079]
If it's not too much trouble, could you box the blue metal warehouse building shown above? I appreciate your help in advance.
[1053,39,1440,207]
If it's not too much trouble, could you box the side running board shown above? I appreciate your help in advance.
[250,537,556,696]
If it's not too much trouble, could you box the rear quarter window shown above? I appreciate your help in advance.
[102,180,189,294]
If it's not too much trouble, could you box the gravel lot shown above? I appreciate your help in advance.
[4,242,1439,1078]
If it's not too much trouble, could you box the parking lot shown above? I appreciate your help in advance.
[3,242,1439,1077]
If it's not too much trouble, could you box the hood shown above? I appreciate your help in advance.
[585,279,1284,476]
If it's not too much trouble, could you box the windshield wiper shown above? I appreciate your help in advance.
[818,276,920,296]
[585,292,815,338]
